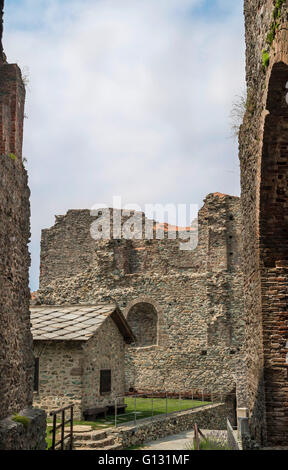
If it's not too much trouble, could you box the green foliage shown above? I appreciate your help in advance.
[262,49,270,68]
[186,438,231,451]
[46,426,53,450]
[266,22,278,46]
[266,0,285,47]
[12,414,31,429]
[8,153,17,161]
[196,438,231,450]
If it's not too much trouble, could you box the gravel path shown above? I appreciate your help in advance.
[140,430,228,450]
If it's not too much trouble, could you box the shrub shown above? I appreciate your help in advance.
[262,50,270,68]
[186,438,231,451]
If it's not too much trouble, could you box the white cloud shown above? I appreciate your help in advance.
[4,0,245,290]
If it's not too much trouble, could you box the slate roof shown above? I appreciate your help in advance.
[30,304,135,343]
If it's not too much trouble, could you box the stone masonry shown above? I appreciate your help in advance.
[33,314,130,420]
[239,0,288,447]
[0,1,46,449]
[37,193,244,410]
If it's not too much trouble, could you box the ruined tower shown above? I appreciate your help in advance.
[239,0,288,447]
[0,2,46,449]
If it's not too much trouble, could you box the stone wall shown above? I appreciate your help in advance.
[109,403,232,449]
[37,193,244,400]
[0,408,47,451]
[33,317,126,419]
[239,0,288,446]
[82,317,126,411]
[33,340,84,419]
[0,3,46,449]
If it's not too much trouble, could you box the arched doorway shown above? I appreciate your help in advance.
[127,302,158,347]
[259,61,288,445]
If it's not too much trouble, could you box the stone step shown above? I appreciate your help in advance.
[73,430,108,441]
[74,437,115,449]
[65,425,93,434]
[75,443,123,451]
[102,443,123,451]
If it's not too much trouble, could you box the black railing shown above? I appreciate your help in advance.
[49,405,74,450]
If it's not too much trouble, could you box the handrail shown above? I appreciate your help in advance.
[49,405,74,451]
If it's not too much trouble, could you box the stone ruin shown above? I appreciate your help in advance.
[37,193,244,408]
[1,0,288,450]
[0,1,46,450]
[238,0,288,447]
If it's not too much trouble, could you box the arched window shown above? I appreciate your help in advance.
[127,302,158,347]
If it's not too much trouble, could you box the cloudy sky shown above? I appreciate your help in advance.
[4,0,245,290]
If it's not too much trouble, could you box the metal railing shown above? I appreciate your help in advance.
[49,405,74,450]
[112,390,222,427]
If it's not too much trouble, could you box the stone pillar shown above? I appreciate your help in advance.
[0,1,46,449]
[239,0,288,447]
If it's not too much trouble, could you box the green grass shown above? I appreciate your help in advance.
[46,397,211,447]
[46,426,53,450]
[125,397,208,418]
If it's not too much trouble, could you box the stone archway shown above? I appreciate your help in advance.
[259,61,288,446]
[124,297,164,348]
[127,302,158,347]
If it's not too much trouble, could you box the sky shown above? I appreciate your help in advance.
[3,0,246,291]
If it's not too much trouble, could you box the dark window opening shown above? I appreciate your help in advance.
[34,357,39,392]
[100,370,111,394]
[127,302,158,347]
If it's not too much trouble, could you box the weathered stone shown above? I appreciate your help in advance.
[0,2,46,449]
[37,194,244,406]
[239,0,288,448]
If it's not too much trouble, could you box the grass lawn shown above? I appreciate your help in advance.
[45,397,211,447]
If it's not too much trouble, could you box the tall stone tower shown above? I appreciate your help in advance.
[239,0,288,447]
[0,1,46,449]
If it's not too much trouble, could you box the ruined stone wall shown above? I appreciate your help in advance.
[0,59,32,417]
[239,0,288,446]
[110,403,233,450]
[0,3,46,449]
[33,317,126,420]
[37,193,244,399]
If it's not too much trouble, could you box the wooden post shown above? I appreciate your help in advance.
[194,423,200,450]
[134,395,136,426]
[166,392,168,416]
[115,398,117,427]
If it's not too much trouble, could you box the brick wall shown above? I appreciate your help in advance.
[239,0,288,446]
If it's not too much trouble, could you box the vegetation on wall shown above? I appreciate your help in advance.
[230,88,256,138]
[12,414,31,429]
[263,0,286,69]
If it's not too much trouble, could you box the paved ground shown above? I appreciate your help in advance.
[141,430,227,450]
